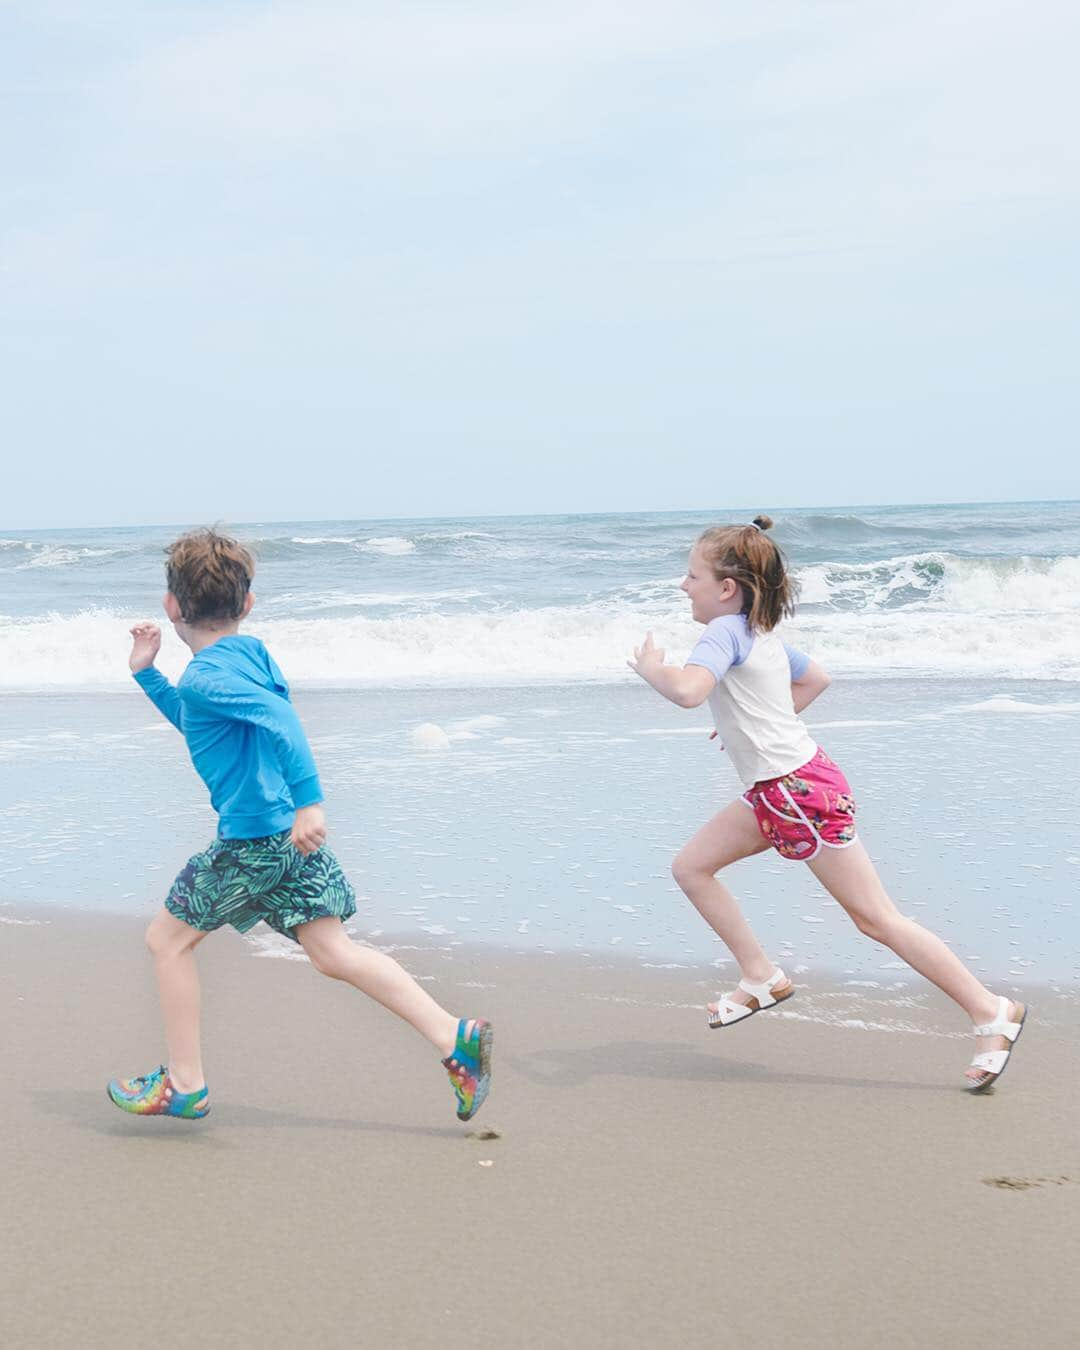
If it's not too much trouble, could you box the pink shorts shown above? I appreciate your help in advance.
[741,747,857,862]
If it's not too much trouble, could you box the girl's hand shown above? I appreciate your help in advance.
[628,631,666,677]
[292,804,327,855]
[129,623,162,673]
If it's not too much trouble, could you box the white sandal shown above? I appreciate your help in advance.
[966,996,1027,1092]
[708,968,794,1029]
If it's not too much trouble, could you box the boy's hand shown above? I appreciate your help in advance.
[292,804,327,855]
[627,631,666,679]
[129,623,162,673]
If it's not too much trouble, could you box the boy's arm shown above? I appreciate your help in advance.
[129,623,182,730]
[182,670,323,808]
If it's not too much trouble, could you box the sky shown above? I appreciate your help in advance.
[2,1,1078,528]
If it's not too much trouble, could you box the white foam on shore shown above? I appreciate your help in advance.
[957,696,1080,715]
[411,722,452,750]
[245,933,310,960]
[778,1009,953,1036]
[636,727,713,735]
[809,719,908,729]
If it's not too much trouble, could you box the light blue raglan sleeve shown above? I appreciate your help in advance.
[685,615,753,683]
[133,667,183,730]
[181,669,323,807]
[783,643,811,680]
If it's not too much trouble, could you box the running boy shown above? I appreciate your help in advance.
[108,529,492,1121]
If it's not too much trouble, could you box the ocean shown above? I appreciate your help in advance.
[2,502,1078,985]
[4,500,1080,687]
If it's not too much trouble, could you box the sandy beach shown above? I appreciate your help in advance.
[2,910,1077,1349]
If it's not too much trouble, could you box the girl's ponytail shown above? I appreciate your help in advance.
[696,516,796,631]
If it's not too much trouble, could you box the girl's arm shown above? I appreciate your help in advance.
[628,633,716,708]
[791,659,831,713]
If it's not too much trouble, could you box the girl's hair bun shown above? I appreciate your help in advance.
[752,514,774,532]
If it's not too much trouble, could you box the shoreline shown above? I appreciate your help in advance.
[4,905,1077,1032]
[6,893,1079,999]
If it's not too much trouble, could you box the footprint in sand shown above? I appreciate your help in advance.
[465,1127,501,1141]
[982,1175,1076,1191]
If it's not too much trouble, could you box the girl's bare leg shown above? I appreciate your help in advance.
[145,908,209,1093]
[672,800,777,1009]
[296,918,459,1057]
[808,841,1018,1077]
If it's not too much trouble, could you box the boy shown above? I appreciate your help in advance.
[108,528,492,1121]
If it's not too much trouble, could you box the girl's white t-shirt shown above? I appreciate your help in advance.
[686,614,818,787]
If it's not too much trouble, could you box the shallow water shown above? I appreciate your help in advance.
[2,678,1076,985]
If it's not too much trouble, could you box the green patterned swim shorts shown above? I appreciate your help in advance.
[165,831,357,940]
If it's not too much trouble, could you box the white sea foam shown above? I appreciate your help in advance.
[289,534,417,554]
[4,543,1080,686]
[636,727,714,735]
[957,696,1080,715]
[411,722,451,750]
[359,536,416,555]
[260,588,483,612]
[18,545,120,570]
[795,552,1080,614]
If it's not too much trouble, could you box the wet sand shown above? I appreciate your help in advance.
[1,911,1077,1349]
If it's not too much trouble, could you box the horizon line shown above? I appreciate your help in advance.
[4,495,1077,535]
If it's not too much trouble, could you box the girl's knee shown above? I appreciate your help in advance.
[672,853,714,892]
[851,909,900,944]
[671,854,695,891]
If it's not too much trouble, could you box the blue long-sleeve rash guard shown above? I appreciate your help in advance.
[134,635,323,839]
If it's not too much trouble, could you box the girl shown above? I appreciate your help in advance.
[628,516,1025,1092]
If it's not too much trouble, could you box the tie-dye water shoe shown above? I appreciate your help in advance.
[107,1065,210,1119]
[442,1018,493,1122]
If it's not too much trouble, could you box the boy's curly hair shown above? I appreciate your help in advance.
[696,514,798,632]
[165,528,255,625]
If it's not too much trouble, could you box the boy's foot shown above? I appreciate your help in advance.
[107,1065,210,1119]
[442,1019,493,1122]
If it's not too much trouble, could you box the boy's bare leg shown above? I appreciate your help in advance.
[296,918,460,1057]
[145,908,208,1092]
[672,800,775,1003]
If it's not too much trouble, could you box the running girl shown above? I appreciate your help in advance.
[628,516,1025,1092]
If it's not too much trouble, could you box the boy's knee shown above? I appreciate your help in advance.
[145,912,199,958]
[303,936,350,980]
[145,914,172,957]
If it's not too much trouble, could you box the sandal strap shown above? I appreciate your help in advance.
[969,1049,1010,1075]
[972,996,1022,1041]
[710,998,755,1025]
[737,968,787,1009]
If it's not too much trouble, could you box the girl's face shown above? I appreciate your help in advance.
[680,546,741,624]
